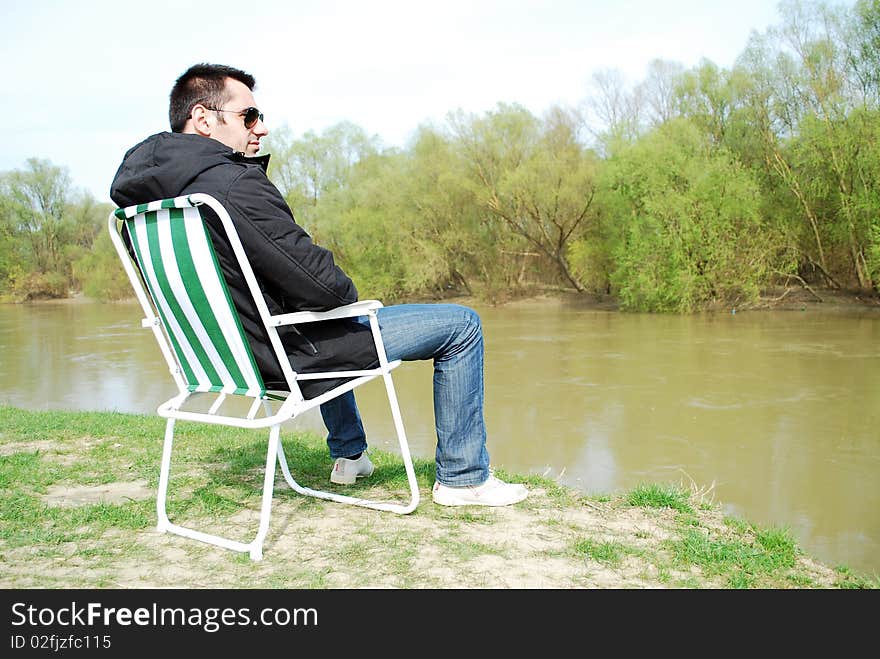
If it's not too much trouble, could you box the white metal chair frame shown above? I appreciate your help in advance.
[109,193,419,560]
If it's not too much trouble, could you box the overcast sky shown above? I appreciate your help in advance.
[0,0,848,201]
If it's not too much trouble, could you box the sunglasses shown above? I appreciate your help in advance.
[204,106,264,129]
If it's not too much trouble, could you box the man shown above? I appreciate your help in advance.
[111,63,527,507]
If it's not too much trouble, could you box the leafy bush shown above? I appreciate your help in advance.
[603,119,779,312]
[71,230,132,301]
[7,269,69,301]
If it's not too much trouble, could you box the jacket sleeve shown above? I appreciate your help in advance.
[223,166,358,311]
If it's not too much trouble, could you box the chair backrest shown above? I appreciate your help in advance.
[112,197,267,398]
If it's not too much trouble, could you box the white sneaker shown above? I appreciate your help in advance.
[330,453,374,485]
[432,474,528,507]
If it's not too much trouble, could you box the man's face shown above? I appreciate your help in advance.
[206,78,268,156]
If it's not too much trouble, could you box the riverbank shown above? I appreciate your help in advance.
[10,282,880,314]
[493,285,880,313]
[0,406,874,588]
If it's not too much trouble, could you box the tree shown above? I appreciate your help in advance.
[2,158,71,274]
[674,59,741,145]
[736,28,832,280]
[265,121,381,233]
[638,58,685,126]
[732,0,878,290]
[604,119,777,312]
[404,125,500,297]
[449,103,598,292]
[846,0,880,103]
[585,69,644,152]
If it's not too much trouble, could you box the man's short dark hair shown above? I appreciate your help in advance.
[169,63,256,133]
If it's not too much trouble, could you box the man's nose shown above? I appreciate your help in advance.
[254,118,268,136]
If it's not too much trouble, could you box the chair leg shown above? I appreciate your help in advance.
[381,371,421,509]
[155,418,176,533]
[153,417,280,561]
[249,424,280,560]
[274,373,420,514]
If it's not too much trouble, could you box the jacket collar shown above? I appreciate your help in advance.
[232,151,271,171]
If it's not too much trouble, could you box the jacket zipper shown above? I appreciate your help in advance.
[289,325,319,355]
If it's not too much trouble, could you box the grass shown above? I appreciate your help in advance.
[667,526,799,588]
[573,538,629,565]
[626,482,694,513]
[0,404,877,589]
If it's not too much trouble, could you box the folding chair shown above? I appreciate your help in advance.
[108,193,419,560]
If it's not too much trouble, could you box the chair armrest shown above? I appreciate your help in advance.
[267,299,384,327]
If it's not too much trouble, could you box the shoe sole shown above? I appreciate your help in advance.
[432,489,528,507]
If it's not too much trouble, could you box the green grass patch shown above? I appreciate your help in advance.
[574,538,628,566]
[667,524,798,588]
[833,566,880,589]
[626,483,693,513]
[435,535,507,561]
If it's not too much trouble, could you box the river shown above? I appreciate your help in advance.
[1,298,877,576]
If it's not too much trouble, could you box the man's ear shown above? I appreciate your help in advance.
[189,104,213,136]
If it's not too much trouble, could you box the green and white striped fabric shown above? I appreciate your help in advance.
[116,198,265,397]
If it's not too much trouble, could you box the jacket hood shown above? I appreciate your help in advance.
[109,132,270,208]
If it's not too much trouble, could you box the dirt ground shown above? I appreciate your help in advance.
[0,476,842,589]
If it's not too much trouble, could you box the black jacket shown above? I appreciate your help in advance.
[110,131,377,398]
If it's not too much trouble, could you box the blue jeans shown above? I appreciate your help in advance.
[319,303,490,486]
